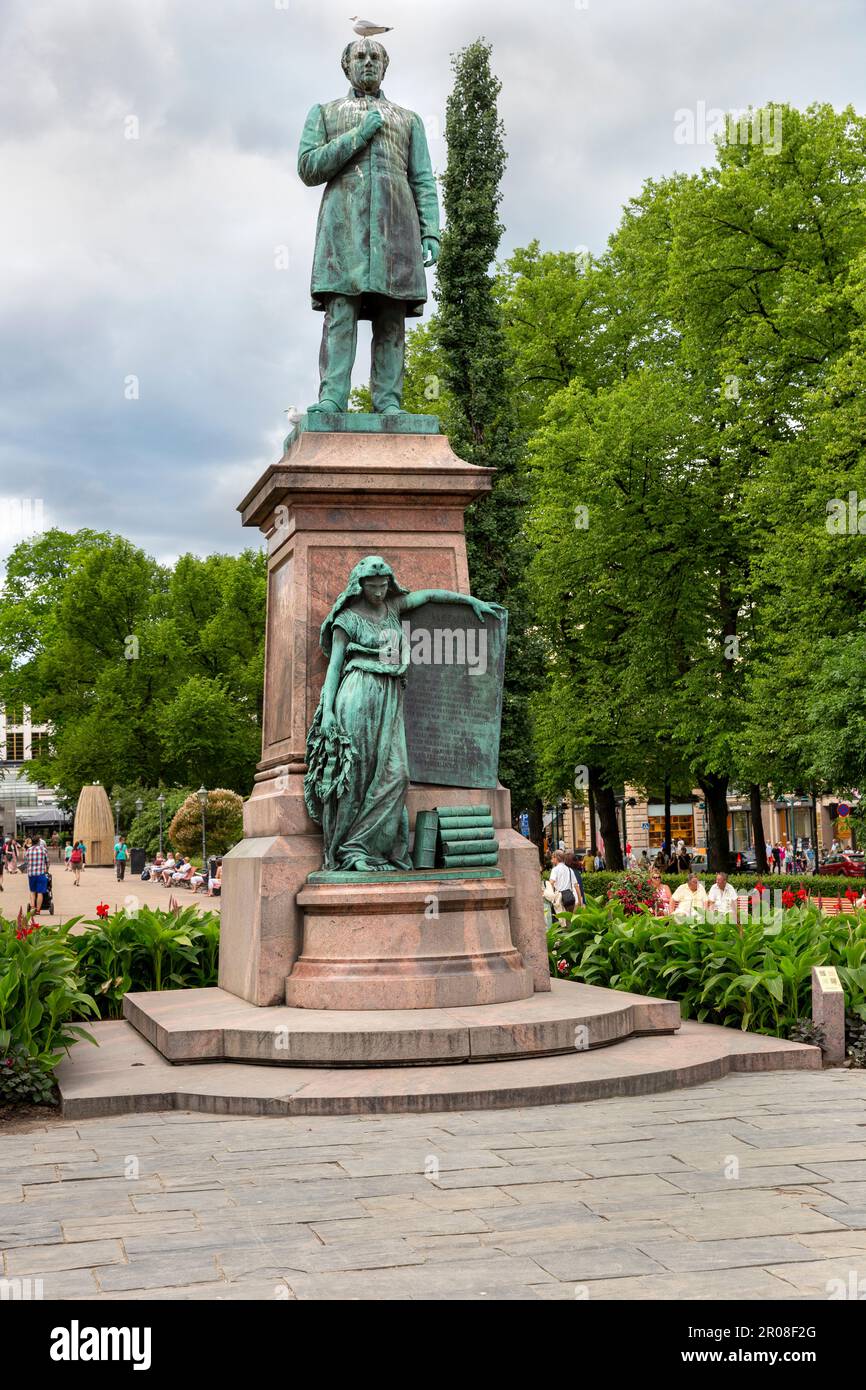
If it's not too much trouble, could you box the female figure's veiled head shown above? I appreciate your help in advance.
[319,555,407,653]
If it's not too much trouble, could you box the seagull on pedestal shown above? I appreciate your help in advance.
[350,17,393,36]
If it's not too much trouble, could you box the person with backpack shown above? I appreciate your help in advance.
[544,849,583,919]
[69,841,84,886]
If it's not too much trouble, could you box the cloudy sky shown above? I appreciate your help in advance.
[1,0,864,566]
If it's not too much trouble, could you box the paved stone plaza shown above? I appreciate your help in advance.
[3,1069,866,1300]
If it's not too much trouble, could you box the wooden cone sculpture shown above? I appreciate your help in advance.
[73,784,116,867]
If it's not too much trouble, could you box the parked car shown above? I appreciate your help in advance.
[818,853,865,877]
[733,850,757,871]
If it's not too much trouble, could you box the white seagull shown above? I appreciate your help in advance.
[350,17,392,36]
[284,406,303,425]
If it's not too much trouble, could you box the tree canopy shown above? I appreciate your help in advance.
[0,529,266,800]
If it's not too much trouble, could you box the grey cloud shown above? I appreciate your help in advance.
[1,0,864,566]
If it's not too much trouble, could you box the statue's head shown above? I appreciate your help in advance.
[319,555,407,654]
[342,38,389,94]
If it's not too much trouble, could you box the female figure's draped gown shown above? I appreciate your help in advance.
[305,604,411,871]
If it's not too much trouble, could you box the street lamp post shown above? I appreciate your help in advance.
[114,799,121,835]
[157,794,165,857]
[135,797,143,818]
[197,786,208,873]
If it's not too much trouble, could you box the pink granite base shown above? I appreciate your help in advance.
[406,784,550,994]
[286,879,534,1010]
[218,832,322,1006]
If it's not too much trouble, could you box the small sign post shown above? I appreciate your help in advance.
[811,965,845,1064]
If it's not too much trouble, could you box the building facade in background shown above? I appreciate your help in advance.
[0,705,68,838]
[548,786,856,861]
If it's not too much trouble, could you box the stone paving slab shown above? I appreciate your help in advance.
[3,1069,866,1300]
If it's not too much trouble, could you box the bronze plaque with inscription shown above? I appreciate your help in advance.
[403,601,507,788]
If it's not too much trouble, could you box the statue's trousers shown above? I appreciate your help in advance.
[318,293,406,412]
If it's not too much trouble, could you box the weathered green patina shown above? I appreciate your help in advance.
[297,38,440,415]
[283,410,439,451]
[304,556,501,873]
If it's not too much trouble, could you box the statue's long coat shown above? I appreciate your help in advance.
[298,88,440,318]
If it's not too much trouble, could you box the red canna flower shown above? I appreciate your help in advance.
[95,902,110,919]
[754,882,766,894]
[845,888,859,902]
[781,890,795,908]
[796,888,807,900]
[557,959,569,974]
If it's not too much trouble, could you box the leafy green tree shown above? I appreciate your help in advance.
[126,787,196,856]
[436,38,541,817]
[0,531,267,801]
[525,104,866,867]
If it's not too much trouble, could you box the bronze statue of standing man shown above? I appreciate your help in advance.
[298,38,440,415]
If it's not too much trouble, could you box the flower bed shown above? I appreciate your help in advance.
[68,903,221,1018]
[0,903,221,1104]
[0,910,98,1105]
[549,897,866,1038]
[579,870,863,901]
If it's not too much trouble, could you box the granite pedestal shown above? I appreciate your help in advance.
[218,422,548,1008]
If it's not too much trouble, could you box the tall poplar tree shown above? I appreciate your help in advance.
[437,39,540,825]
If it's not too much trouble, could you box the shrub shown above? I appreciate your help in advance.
[580,870,865,900]
[168,789,243,858]
[790,1019,827,1051]
[0,911,98,1102]
[70,904,221,1018]
[606,868,662,916]
[549,897,866,1037]
[0,1046,57,1106]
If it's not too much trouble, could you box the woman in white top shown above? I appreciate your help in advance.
[546,850,582,917]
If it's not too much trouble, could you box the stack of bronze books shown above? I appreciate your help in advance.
[411,805,499,871]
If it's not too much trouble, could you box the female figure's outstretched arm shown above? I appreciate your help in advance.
[397,590,501,621]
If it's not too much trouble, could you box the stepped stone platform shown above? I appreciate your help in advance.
[122,980,680,1066]
[56,981,820,1119]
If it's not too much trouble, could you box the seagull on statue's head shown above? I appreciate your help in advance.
[350,17,393,36]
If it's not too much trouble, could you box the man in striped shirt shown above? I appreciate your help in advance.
[25,838,49,915]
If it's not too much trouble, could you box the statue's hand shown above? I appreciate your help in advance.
[470,599,501,622]
[359,110,383,142]
[422,237,439,268]
[321,710,336,738]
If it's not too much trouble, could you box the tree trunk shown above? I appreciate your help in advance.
[527,797,545,867]
[750,782,768,875]
[590,767,623,870]
[664,777,672,858]
[588,785,598,855]
[699,771,731,872]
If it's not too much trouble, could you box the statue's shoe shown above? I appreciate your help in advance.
[307,400,343,414]
[378,406,407,417]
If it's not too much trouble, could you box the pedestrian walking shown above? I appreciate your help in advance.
[564,851,586,906]
[24,837,50,916]
[69,841,83,886]
[114,834,129,882]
